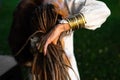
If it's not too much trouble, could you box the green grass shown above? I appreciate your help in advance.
[74,1,120,80]
[0,0,18,55]
[74,17,120,80]
[0,0,120,80]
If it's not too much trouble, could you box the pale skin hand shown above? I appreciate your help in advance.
[44,23,70,55]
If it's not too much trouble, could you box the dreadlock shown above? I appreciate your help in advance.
[30,4,72,80]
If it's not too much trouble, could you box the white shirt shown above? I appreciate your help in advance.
[45,0,111,80]
[62,0,111,80]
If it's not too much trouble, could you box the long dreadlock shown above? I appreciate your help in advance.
[30,4,72,80]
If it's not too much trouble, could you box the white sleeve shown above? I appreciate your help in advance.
[80,0,111,30]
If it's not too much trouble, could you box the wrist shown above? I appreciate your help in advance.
[65,13,86,30]
[56,24,70,33]
[63,23,70,31]
[59,19,70,32]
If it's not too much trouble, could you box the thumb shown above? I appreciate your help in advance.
[44,39,51,55]
[44,42,48,56]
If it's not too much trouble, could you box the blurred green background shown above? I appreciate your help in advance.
[0,0,120,80]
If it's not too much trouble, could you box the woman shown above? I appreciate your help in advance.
[9,2,76,80]
[8,0,111,80]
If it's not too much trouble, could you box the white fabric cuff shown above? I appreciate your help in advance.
[59,19,68,23]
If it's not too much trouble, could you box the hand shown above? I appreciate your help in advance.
[43,23,70,55]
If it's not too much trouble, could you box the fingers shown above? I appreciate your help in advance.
[43,35,58,55]
[44,39,51,55]
[36,39,49,56]
[44,35,59,55]
[43,24,64,55]
[44,42,48,56]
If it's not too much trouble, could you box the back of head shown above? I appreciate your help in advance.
[31,4,61,33]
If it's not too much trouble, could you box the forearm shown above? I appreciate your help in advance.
[56,23,70,32]
[59,13,86,32]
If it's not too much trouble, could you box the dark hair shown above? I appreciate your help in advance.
[8,0,37,65]
[8,1,73,79]
[8,0,45,65]
[30,4,72,80]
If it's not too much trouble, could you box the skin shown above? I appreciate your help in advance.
[44,23,70,55]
